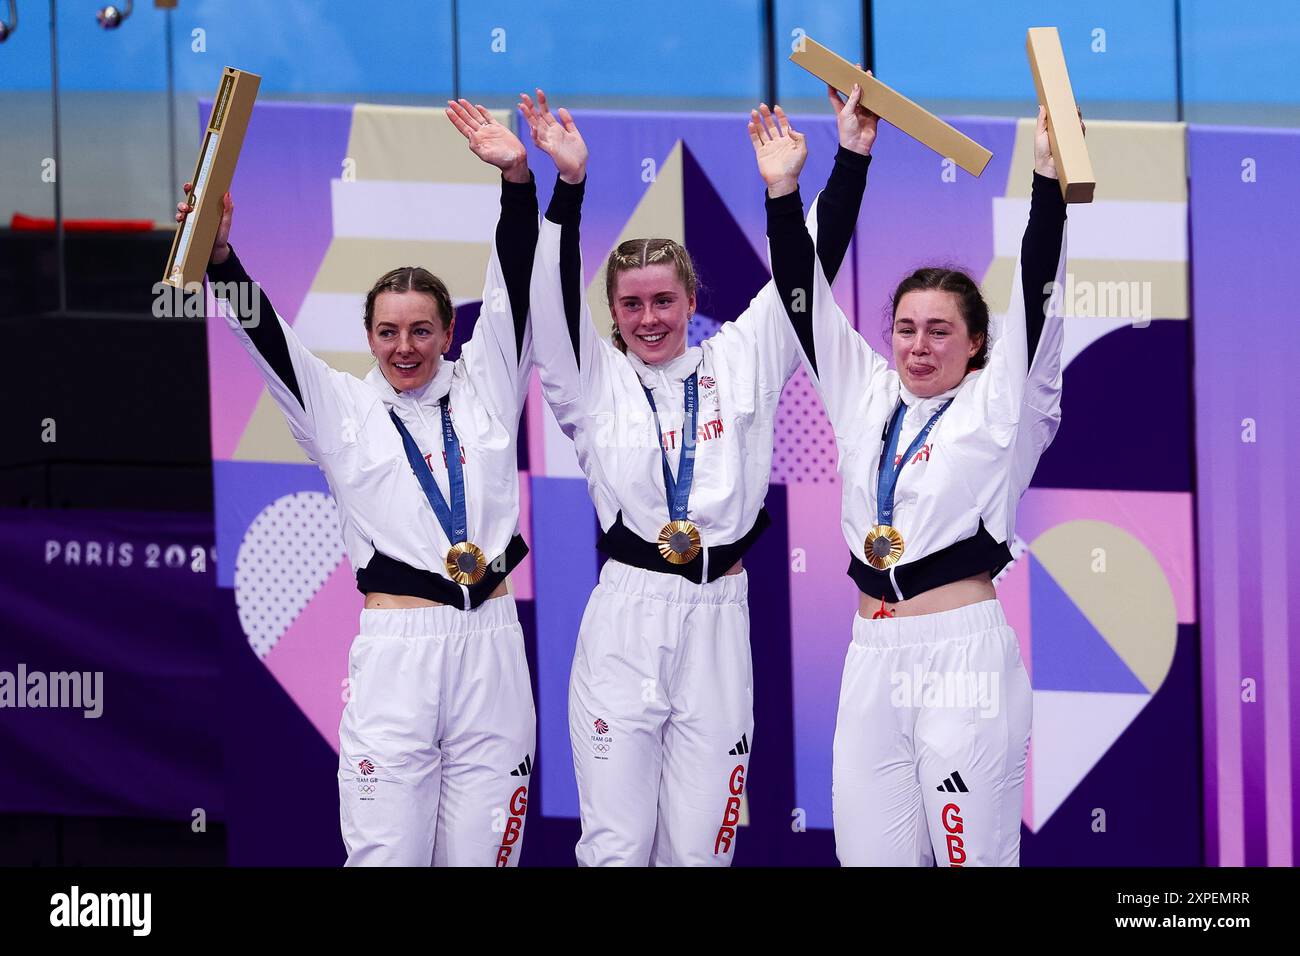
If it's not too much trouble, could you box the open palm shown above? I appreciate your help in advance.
[519,89,587,184]
[747,104,807,195]
[446,99,527,173]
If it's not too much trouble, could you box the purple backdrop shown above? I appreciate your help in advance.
[1189,125,1300,868]
[0,509,222,821]
[200,102,1208,865]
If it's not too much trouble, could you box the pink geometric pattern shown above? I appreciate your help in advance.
[772,366,838,485]
[263,558,359,751]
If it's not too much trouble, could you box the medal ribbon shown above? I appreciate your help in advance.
[643,372,699,522]
[389,400,469,545]
[876,397,953,526]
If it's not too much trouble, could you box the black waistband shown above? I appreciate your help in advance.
[597,509,771,584]
[849,520,1012,601]
[355,535,529,610]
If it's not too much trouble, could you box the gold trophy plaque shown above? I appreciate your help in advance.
[163,66,261,288]
[790,37,993,177]
[1027,27,1096,203]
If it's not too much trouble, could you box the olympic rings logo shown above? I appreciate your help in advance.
[358,783,376,794]
[593,743,610,754]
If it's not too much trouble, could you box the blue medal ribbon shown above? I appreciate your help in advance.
[643,372,699,522]
[389,399,468,545]
[876,397,952,526]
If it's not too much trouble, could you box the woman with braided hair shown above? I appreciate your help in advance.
[521,83,878,866]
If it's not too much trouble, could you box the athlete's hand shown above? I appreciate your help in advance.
[829,66,879,156]
[1034,104,1085,180]
[747,103,807,199]
[175,182,232,266]
[518,89,587,185]
[445,99,530,183]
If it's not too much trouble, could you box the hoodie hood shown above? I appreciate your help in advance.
[625,345,705,392]
[366,355,455,411]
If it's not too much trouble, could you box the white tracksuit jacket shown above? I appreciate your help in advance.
[207,174,541,868]
[208,177,539,609]
[766,169,1069,600]
[529,186,799,581]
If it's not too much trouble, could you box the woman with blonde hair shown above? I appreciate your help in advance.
[521,83,878,866]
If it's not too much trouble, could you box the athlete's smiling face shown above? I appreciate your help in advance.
[892,290,983,397]
[612,264,695,364]
[368,291,455,392]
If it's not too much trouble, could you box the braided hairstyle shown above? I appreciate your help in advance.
[604,238,699,352]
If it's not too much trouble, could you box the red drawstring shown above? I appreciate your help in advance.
[871,594,895,620]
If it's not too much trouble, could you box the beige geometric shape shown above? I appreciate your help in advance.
[981,256,1188,320]
[1003,117,1188,202]
[346,104,513,184]
[305,237,492,300]
[1030,519,1178,693]
[585,140,685,338]
[233,351,376,463]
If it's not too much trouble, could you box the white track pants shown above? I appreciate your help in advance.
[569,560,753,867]
[337,596,536,867]
[832,599,1031,867]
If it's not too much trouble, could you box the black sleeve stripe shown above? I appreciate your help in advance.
[496,173,540,362]
[815,147,871,283]
[1020,172,1068,365]
[545,175,587,369]
[206,246,305,411]
[559,217,583,367]
[766,187,820,377]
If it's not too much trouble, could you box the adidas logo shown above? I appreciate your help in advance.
[509,754,533,777]
[936,770,968,793]
[728,734,750,756]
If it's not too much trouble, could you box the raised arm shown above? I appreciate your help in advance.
[1022,106,1071,405]
[519,89,608,424]
[445,99,540,422]
[753,102,887,433]
[976,105,1072,433]
[1008,107,1073,497]
[813,72,877,281]
[188,188,343,453]
[710,86,879,389]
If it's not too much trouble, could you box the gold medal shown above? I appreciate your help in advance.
[864,525,905,571]
[446,541,488,585]
[658,520,702,565]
